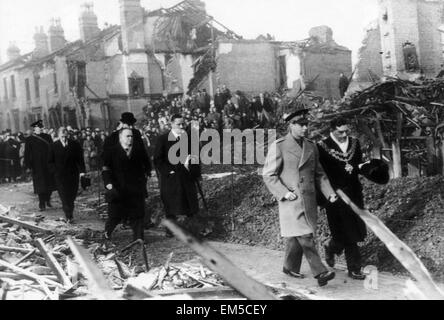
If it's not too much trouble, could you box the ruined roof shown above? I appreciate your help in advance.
[0,25,121,72]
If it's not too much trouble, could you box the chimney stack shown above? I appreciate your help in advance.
[119,0,145,52]
[309,26,334,44]
[79,2,101,42]
[48,18,67,52]
[33,26,49,58]
[7,42,21,61]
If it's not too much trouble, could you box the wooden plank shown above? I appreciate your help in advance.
[0,245,64,258]
[13,249,37,266]
[66,237,119,300]
[0,259,64,289]
[0,214,51,234]
[162,219,278,300]
[35,239,72,288]
[0,272,58,282]
[150,286,236,297]
[336,190,444,300]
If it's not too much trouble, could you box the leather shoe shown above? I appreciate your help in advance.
[316,271,335,287]
[348,271,366,280]
[283,267,305,279]
[324,245,335,268]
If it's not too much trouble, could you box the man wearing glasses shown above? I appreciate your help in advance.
[317,117,367,280]
[263,109,338,287]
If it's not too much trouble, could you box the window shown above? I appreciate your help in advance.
[10,75,16,98]
[25,79,31,101]
[34,75,40,99]
[3,78,8,100]
[53,72,58,94]
[129,78,144,97]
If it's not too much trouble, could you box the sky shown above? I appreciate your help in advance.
[0,0,380,64]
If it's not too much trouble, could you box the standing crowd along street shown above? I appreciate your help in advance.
[0,82,390,287]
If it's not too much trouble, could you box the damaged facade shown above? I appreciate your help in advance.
[0,0,352,132]
[355,0,444,88]
[199,25,352,100]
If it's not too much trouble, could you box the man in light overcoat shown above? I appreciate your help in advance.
[263,109,338,287]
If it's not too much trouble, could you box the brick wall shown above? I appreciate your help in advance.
[417,0,443,76]
[356,24,384,82]
[215,41,278,95]
[303,49,352,99]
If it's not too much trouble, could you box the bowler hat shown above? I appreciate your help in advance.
[31,120,44,128]
[360,159,390,185]
[120,112,137,125]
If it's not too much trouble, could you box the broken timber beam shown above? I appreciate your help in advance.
[0,245,64,258]
[336,189,444,300]
[35,239,72,288]
[162,219,278,300]
[0,259,64,289]
[0,214,51,234]
[67,237,119,300]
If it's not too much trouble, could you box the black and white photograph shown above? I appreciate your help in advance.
[0,0,443,304]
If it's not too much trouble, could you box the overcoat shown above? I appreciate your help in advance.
[102,143,151,219]
[317,136,367,243]
[263,133,335,237]
[24,134,55,194]
[48,139,85,202]
[154,131,201,217]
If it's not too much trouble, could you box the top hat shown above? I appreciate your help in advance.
[120,112,137,125]
[31,120,44,128]
[284,109,310,125]
[360,159,390,185]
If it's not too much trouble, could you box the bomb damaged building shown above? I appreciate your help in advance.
[0,0,351,132]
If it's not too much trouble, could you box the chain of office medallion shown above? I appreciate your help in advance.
[318,139,357,163]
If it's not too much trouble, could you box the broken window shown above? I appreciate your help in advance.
[34,75,40,99]
[403,42,420,72]
[53,72,58,94]
[25,79,31,101]
[10,75,16,98]
[382,9,388,22]
[129,78,144,97]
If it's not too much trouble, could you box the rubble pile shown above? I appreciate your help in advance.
[0,212,226,300]
[195,170,444,281]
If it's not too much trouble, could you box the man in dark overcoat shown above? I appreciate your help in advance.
[24,120,55,211]
[48,127,86,224]
[317,117,367,280]
[154,114,201,237]
[101,112,146,160]
[102,128,152,241]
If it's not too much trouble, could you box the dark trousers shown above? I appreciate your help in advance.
[284,235,328,278]
[105,196,145,241]
[57,185,78,220]
[38,192,52,209]
[326,239,361,273]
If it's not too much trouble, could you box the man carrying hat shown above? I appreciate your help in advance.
[263,109,338,287]
[317,117,371,280]
[24,120,55,211]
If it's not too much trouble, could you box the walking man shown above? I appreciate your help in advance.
[48,127,86,224]
[263,109,337,286]
[24,120,55,211]
[102,128,152,241]
[317,117,367,280]
[154,114,201,237]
